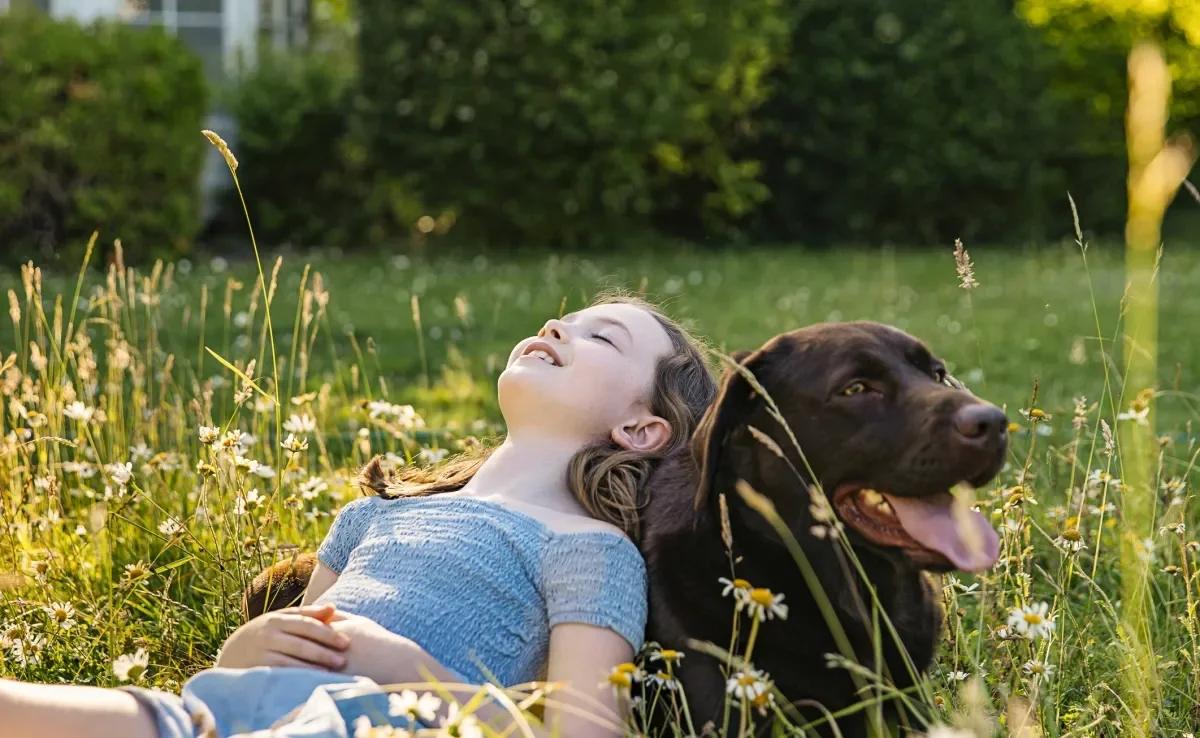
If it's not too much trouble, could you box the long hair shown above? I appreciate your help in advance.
[356,290,718,542]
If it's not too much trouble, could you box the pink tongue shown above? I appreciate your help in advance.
[881,491,999,572]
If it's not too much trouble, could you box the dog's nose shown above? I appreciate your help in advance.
[953,404,1007,444]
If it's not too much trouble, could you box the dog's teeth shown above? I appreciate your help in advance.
[877,500,893,515]
[861,489,884,506]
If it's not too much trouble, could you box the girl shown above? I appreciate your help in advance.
[1,292,718,738]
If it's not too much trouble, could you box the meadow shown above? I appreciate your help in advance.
[2,43,1199,737]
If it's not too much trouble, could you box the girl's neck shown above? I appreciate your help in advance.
[458,434,590,516]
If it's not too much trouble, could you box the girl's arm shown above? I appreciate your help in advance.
[336,617,631,738]
[300,560,340,605]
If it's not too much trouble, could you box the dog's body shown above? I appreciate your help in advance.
[638,322,1007,738]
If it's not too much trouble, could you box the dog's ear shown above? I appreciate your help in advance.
[692,348,768,511]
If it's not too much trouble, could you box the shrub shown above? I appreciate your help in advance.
[215,39,428,251]
[353,0,789,248]
[744,0,1068,246]
[0,9,210,268]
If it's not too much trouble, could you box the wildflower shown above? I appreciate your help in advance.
[44,601,77,629]
[198,426,221,445]
[744,588,789,622]
[292,392,318,406]
[718,577,753,605]
[645,670,679,690]
[12,634,45,666]
[63,401,95,422]
[1118,397,1150,425]
[353,716,410,738]
[418,448,449,464]
[1054,528,1087,553]
[124,560,151,581]
[604,664,637,696]
[157,516,184,537]
[299,477,328,500]
[1086,469,1121,491]
[1007,602,1056,640]
[250,462,276,479]
[281,433,308,455]
[284,495,302,511]
[648,648,684,665]
[75,524,87,535]
[945,670,969,682]
[105,461,133,486]
[388,689,442,724]
[953,239,978,290]
[1161,565,1183,576]
[27,559,50,581]
[284,414,317,435]
[130,442,153,462]
[1022,659,1056,683]
[113,648,150,682]
[1161,522,1186,536]
[1089,502,1117,517]
[726,668,770,700]
[1020,407,1051,422]
[437,702,482,738]
[368,400,397,419]
[1163,477,1186,497]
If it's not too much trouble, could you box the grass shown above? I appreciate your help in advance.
[1,42,1199,738]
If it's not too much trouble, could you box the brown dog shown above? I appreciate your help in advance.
[636,321,1006,738]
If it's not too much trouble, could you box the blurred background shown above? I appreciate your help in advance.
[2,0,1199,267]
[2,0,1200,425]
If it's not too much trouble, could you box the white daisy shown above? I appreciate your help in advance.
[113,648,150,682]
[743,588,789,622]
[1006,602,1056,640]
[283,413,317,435]
[388,689,442,723]
[105,461,133,486]
[437,702,482,738]
[44,601,77,629]
[353,715,410,738]
[63,402,95,423]
[1022,659,1056,683]
[157,516,184,537]
[717,576,752,605]
[726,668,770,700]
[299,477,328,500]
[198,426,221,445]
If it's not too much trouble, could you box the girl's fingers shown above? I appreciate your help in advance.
[277,615,351,650]
[268,633,346,671]
[265,652,334,671]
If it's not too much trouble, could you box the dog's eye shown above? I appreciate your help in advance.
[841,381,868,396]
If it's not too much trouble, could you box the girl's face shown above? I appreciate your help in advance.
[498,303,675,451]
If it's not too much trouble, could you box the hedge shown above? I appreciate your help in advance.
[0,9,210,267]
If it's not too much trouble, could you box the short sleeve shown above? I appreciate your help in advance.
[316,496,378,574]
[541,533,648,653]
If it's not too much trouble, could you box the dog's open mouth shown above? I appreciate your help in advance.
[832,485,1000,573]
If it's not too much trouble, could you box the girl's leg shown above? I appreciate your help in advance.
[0,678,159,738]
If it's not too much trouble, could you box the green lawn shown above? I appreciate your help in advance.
[3,240,1200,736]
[15,239,1200,433]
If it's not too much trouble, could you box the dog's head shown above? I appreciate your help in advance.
[693,321,1006,574]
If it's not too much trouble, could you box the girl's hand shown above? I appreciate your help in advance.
[216,603,351,671]
[326,611,438,685]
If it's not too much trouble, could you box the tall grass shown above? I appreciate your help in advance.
[0,40,1197,738]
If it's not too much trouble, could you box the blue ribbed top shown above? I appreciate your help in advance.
[312,494,648,687]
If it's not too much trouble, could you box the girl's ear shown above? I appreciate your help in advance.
[611,415,672,454]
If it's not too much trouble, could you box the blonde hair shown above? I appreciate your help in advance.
[356,290,717,542]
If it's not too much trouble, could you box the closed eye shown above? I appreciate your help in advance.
[592,333,616,347]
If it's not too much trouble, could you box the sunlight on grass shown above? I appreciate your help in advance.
[0,41,1198,738]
